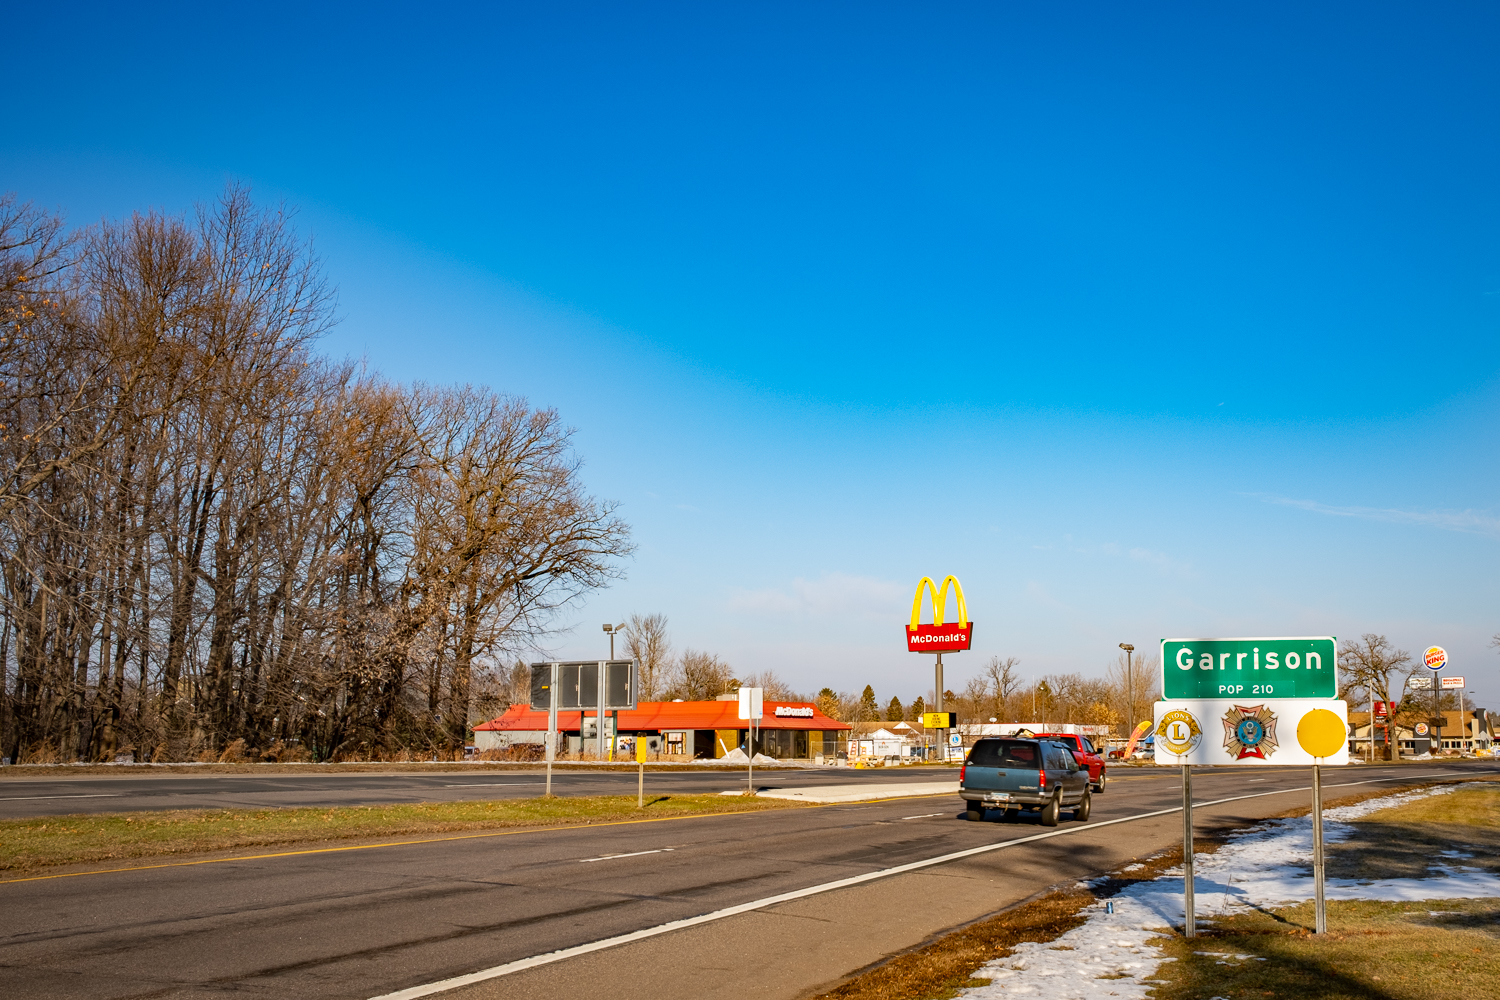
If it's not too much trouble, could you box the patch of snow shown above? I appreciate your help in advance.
[961,782,1497,1000]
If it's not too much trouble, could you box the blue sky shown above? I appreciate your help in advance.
[7,2,1499,707]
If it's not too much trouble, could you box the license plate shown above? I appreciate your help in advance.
[983,793,1011,803]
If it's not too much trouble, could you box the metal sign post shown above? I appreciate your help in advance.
[1312,763,1326,933]
[935,652,945,760]
[636,731,648,807]
[546,663,557,796]
[739,687,764,793]
[1182,763,1195,938]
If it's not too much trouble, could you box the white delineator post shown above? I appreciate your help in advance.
[1182,763,1194,938]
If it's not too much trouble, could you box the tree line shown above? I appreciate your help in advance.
[0,189,631,763]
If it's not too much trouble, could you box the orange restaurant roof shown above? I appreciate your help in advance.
[474,700,849,732]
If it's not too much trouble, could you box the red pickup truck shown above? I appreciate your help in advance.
[1034,732,1107,792]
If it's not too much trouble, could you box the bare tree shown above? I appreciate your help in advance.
[1338,634,1418,760]
[623,613,671,701]
[0,187,634,763]
[741,669,800,700]
[672,650,734,701]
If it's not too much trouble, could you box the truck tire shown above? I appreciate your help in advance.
[1093,771,1107,793]
[965,805,984,822]
[1074,789,1092,821]
[1040,793,1060,827]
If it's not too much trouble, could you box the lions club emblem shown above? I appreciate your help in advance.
[1156,709,1203,757]
[1222,703,1279,760]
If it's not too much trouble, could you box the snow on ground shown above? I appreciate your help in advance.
[961,782,1499,1000]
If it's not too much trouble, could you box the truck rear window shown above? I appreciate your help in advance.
[968,739,1040,769]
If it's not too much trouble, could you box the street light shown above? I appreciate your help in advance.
[1119,643,1135,733]
[602,622,626,659]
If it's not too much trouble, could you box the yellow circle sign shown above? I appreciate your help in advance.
[1297,708,1346,758]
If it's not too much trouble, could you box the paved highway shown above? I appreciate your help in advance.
[0,766,957,819]
[2,760,1493,1000]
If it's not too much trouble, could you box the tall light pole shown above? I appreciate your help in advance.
[1119,643,1135,735]
[602,622,625,659]
[599,623,624,761]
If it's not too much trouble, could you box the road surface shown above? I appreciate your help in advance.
[2,759,1492,999]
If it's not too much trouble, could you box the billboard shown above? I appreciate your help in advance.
[530,660,638,711]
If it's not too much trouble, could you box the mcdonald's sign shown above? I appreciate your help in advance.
[906,575,974,653]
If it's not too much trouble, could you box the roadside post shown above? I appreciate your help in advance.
[905,576,974,764]
[528,662,560,796]
[739,686,764,793]
[1181,762,1194,937]
[1297,707,1347,933]
[1153,636,1349,937]
[1424,646,1447,748]
[637,730,648,807]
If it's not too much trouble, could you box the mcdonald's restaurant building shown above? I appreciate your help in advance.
[474,696,850,760]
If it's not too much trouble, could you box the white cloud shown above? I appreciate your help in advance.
[1248,493,1500,540]
[727,572,907,621]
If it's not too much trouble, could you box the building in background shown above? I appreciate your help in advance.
[473,699,849,760]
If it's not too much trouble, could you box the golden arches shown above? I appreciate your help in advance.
[908,575,968,629]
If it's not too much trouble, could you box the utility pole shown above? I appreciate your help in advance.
[600,623,624,761]
[1119,643,1135,733]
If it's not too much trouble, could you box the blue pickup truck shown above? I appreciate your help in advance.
[958,737,1092,826]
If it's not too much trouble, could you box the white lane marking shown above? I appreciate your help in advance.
[0,794,121,801]
[441,783,537,787]
[579,848,675,863]
[901,813,947,820]
[368,772,1486,1000]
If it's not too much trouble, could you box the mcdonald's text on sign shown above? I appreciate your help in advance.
[906,575,973,653]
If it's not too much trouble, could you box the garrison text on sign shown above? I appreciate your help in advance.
[1160,637,1336,699]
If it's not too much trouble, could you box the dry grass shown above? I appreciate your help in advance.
[0,793,803,874]
[1150,897,1500,1000]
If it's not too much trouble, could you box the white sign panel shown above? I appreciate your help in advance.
[1439,675,1465,689]
[738,687,764,720]
[1153,699,1349,766]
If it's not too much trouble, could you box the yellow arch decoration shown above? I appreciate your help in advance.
[908,575,969,629]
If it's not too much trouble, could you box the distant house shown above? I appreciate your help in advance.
[473,700,850,760]
[1348,708,1492,755]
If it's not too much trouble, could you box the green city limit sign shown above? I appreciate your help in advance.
[1160,637,1337,699]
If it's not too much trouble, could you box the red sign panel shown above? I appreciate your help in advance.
[906,623,974,653]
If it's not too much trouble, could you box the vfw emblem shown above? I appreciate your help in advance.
[1222,704,1279,760]
[1156,709,1203,756]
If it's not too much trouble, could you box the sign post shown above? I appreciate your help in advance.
[1424,646,1447,748]
[547,663,557,796]
[1297,706,1347,933]
[1156,636,1348,936]
[1181,762,1194,938]
[739,687,764,793]
[637,730,649,807]
[905,576,973,764]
